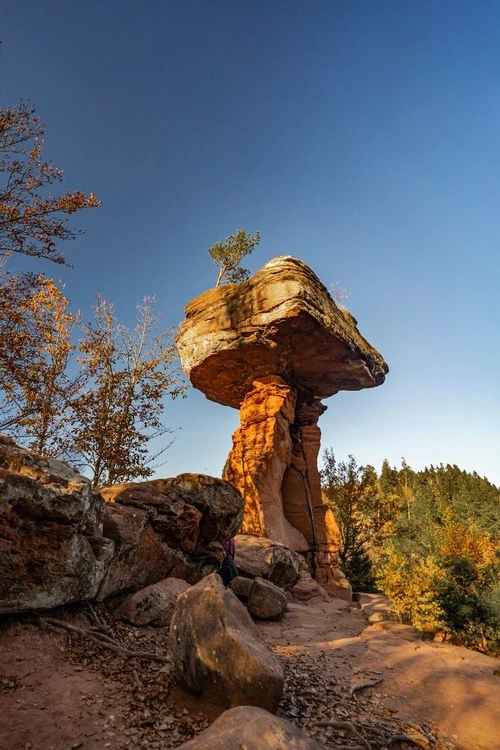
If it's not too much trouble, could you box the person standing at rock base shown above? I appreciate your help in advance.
[220,538,239,586]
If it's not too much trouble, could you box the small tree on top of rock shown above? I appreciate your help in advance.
[208,228,260,287]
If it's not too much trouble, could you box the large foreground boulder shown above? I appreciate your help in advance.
[98,475,243,599]
[177,706,325,749]
[0,436,114,614]
[169,573,284,711]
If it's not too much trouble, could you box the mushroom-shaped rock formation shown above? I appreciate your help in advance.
[178,256,387,408]
[176,256,388,596]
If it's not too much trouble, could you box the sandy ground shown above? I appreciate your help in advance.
[0,593,498,750]
[260,594,499,750]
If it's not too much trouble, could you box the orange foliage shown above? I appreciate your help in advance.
[0,102,100,266]
[71,294,185,486]
[0,274,80,454]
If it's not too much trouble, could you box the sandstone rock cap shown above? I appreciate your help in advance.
[177,256,388,408]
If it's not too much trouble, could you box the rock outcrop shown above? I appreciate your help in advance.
[224,376,308,549]
[169,573,284,711]
[177,256,388,595]
[0,436,245,613]
[231,535,330,607]
[176,705,325,749]
[0,435,114,614]
[177,256,387,408]
[229,574,288,620]
[98,475,244,599]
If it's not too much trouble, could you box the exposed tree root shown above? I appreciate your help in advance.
[37,616,170,664]
[313,719,371,748]
[350,677,384,698]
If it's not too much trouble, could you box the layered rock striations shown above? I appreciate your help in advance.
[223,376,308,549]
[0,435,114,613]
[0,436,244,614]
[177,255,387,409]
[177,256,388,595]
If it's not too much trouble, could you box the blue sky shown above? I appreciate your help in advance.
[2,0,499,485]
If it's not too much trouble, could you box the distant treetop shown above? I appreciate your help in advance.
[208,228,260,287]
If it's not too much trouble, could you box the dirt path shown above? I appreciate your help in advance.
[356,595,499,750]
[257,594,499,750]
[1,594,498,750]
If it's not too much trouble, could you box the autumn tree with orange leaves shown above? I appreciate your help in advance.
[0,283,185,485]
[0,100,100,441]
[0,101,100,267]
[0,103,185,483]
[69,294,185,487]
[0,274,82,453]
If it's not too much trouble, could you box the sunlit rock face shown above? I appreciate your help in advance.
[223,376,308,550]
[176,256,388,597]
[177,256,387,409]
[0,435,114,614]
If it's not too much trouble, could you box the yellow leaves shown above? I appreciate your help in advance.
[86,192,101,207]
[72,293,186,486]
[377,547,446,632]
[441,521,497,570]
[0,274,81,454]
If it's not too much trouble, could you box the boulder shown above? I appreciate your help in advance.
[0,436,114,614]
[176,255,388,409]
[176,706,325,749]
[169,573,284,711]
[97,474,243,599]
[247,577,288,620]
[116,578,190,626]
[229,576,254,599]
[234,534,301,590]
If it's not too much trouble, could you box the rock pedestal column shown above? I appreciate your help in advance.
[282,403,350,597]
[223,376,309,551]
[224,390,351,598]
